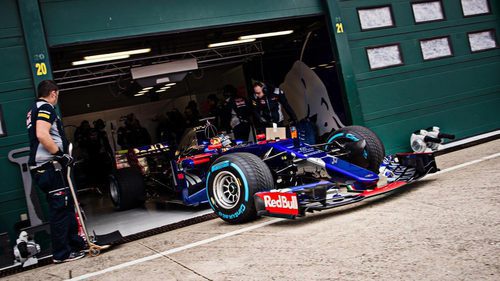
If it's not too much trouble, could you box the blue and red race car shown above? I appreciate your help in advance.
[110,123,439,224]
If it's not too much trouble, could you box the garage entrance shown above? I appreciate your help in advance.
[49,16,346,236]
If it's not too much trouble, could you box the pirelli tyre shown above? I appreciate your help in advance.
[109,167,146,210]
[326,125,385,173]
[207,152,273,224]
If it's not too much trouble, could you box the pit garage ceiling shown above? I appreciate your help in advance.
[50,16,328,93]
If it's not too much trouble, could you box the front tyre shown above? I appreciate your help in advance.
[326,125,385,173]
[207,153,273,224]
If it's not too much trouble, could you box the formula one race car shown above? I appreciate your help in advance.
[110,122,441,224]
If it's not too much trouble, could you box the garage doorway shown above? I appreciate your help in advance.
[49,15,346,236]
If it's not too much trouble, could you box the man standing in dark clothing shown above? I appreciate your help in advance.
[206,94,224,131]
[26,80,86,263]
[87,119,113,186]
[117,114,151,149]
[251,81,298,133]
[221,84,252,141]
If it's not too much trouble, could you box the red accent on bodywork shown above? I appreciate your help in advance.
[359,181,407,198]
[256,134,266,141]
[208,144,222,150]
[255,192,299,216]
[177,173,185,180]
[178,153,212,165]
[193,157,210,165]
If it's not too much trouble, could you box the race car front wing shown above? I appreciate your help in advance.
[254,152,438,219]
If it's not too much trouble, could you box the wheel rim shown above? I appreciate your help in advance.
[213,170,241,209]
[109,178,119,204]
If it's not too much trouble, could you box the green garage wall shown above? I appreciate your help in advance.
[0,0,53,241]
[327,0,500,153]
[39,0,323,46]
[0,0,39,239]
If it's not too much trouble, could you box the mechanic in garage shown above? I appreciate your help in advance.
[26,80,86,263]
[251,80,297,133]
[221,84,252,141]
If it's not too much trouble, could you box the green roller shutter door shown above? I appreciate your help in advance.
[39,0,323,46]
[327,0,500,153]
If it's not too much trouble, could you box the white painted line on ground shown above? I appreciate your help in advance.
[67,219,281,280]
[439,130,499,150]
[428,152,500,178]
[68,150,500,281]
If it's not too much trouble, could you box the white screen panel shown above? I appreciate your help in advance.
[358,7,393,30]
[412,1,444,23]
[461,0,490,16]
[367,45,403,69]
[420,37,452,60]
[468,31,497,52]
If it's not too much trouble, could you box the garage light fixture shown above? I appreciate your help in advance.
[72,48,151,66]
[72,55,130,66]
[142,87,153,90]
[83,48,151,60]
[165,83,176,87]
[239,30,293,40]
[156,89,167,93]
[134,92,145,97]
[208,38,255,48]
[160,86,171,90]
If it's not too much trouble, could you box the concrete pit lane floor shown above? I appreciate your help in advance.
[5,139,500,281]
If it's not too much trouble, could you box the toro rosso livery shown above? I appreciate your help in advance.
[110,123,440,224]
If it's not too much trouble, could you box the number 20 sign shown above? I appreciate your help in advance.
[35,62,47,76]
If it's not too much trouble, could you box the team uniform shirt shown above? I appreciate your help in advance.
[223,97,251,129]
[26,99,68,167]
[252,86,297,125]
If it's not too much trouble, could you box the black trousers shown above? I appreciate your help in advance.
[32,165,85,260]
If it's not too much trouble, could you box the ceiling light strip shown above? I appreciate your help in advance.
[72,55,130,66]
[208,38,255,48]
[239,30,293,40]
[84,48,151,60]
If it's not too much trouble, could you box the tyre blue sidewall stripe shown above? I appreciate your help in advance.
[206,160,250,212]
[206,171,214,210]
[229,163,249,202]
[328,132,360,143]
[327,133,343,143]
[328,132,367,159]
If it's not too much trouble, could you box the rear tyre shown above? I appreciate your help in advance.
[109,168,146,210]
[207,153,273,224]
[326,125,385,173]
